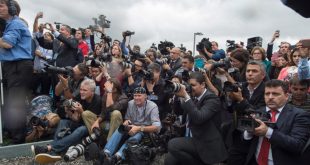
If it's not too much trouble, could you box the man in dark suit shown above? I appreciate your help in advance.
[243,80,310,165]
[164,72,228,165]
[226,61,267,164]
[35,19,79,67]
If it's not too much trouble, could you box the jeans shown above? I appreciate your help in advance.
[104,127,144,159]
[50,119,88,153]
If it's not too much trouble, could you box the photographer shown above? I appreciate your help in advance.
[82,78,128,140]
[165,72,227,165]
[229,48,250,82]
[32,79,102,164]
[241,80,310,165]
[142,63,171,120]
[32,12,53,96]
[226,61,267,164]
[95,87,161,164]
[35,15,79,67]
[204,41,226,61]
[55,63,89,101]
[123,58,146,97]
[162,47,182,79]
[0,0,33,144]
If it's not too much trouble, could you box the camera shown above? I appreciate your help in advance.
[90,59,108,68]
[63,99,78,109]
[246,36,263,52]
[54,22,61,31]
[90,14,111,30]
[123,30,135,37]
[120,61,133,68]
[45,64,73,77]
[142,69,154,81]
[237,108,275,132]
[100,34,112,43]
[29,116,48,128]
[196,38,212,53]
[118,124,132,134]
[158,41,175,55]
[223,81,240,92]
[64,127,101,161]
[164,80,192,94]
[155,58,169,65]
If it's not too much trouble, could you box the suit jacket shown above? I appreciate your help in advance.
[182,90,228,164]
[37,34,79,67]
[245,104,310,165]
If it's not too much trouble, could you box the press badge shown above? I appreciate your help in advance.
[148,94,158,101]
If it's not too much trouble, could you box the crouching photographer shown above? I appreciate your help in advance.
[165,72,228,165]
[90,87,161,165]
[31,79,102,164]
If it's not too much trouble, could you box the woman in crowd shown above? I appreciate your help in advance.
[278,48,302,81]
[251,46,271,75]
[229,48,250,82]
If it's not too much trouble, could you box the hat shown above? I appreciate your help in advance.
[133,87,146,94]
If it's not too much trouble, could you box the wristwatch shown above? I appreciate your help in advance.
[140,125,145,132]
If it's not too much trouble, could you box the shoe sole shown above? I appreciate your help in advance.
[31,145,35,156]
[34,153,62,164]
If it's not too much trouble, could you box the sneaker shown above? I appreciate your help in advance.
[31,145,48,156]
[34,153,62,164]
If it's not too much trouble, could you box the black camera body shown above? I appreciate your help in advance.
[158,41,175,55]
[29,116,48,128]
[223,81,240,92]
[143,69,154,81]
[123,30,135,37]
[237,108,275,132]
[196,38,212,53]
[155,58,170,65]
[45,64,73,77]
[246,36,263,52]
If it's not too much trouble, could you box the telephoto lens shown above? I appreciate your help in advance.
[164,80,181,93]
[64,144,85,162]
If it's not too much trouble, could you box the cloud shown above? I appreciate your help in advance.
[18,0,310,53]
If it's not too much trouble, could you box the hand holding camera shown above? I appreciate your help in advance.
[58,74,69,88]
[253,118,268,136]
[35,12,43,20]
[104,81,113,92]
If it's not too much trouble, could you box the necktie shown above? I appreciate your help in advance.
[257,110,278,165]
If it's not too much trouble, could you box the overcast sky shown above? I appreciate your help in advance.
[18,0,310,54]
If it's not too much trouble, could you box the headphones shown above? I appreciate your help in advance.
[8,0,17,16]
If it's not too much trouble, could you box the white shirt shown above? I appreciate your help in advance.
[244,105,285,165]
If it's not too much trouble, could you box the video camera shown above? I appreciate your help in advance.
[44,64,73,77]
[236,108,276,132]
[158,41,175,55]
[100,34,112,43]
[123,30,135,37]
[64,127,101,161]
[89,15,111,31]
[196,38,212,53]
[246,36,262,52]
